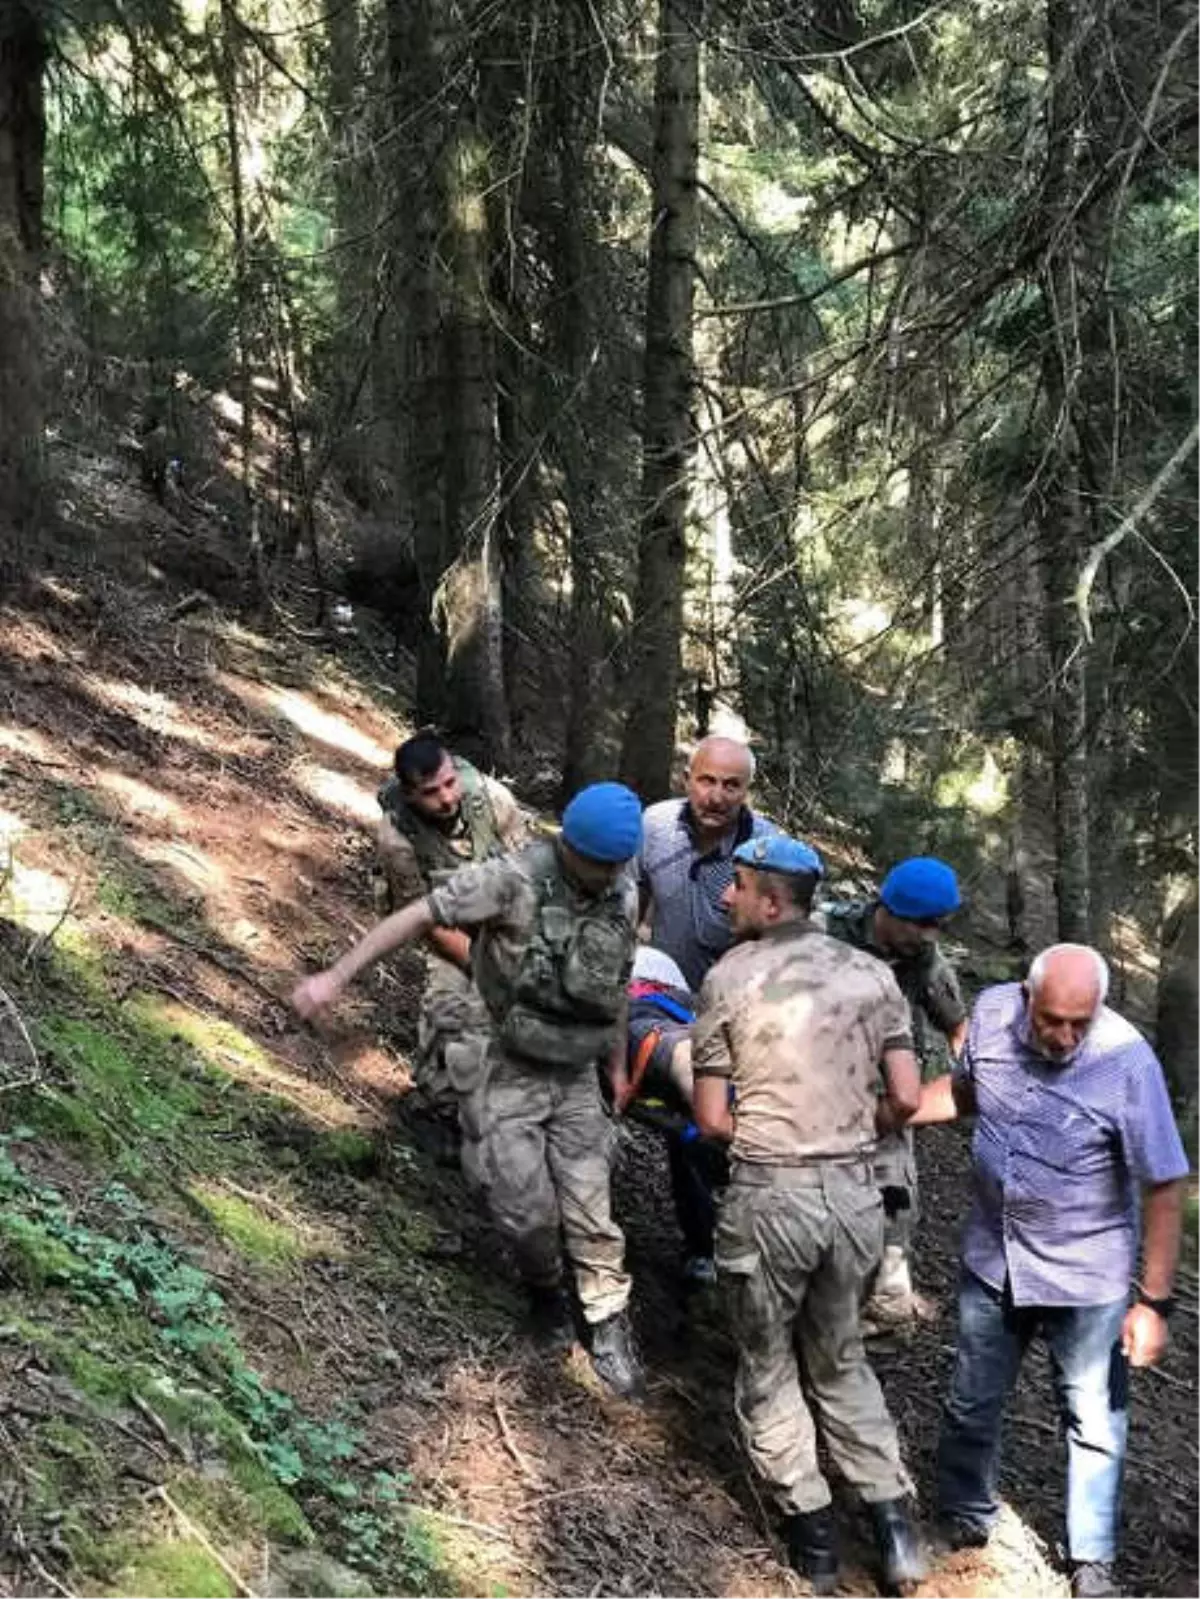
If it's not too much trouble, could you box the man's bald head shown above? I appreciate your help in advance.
[1024,943,1108,1062]
[685,737,755,840]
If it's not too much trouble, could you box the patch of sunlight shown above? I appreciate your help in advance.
[132,997,367,1130]
[34,575,85,609]
[407,1504,530,1597]
[85,679,252,757]
[94,771,185,824]
[189,1179,338,1266]
[2,857,74,930]
[963,749,1008,816]
[0,807,28,845]
[292,762,379,824]
[0,722,67,766]
[834,596,891,643]
[934,749,1008,816]
[267,687,391,766]
[110,1538,235,1599]
[218,672,391,768]
[0,614,70,661]
[135,838,225,893]
[211,390,243,428]
[1110,913,1159,978]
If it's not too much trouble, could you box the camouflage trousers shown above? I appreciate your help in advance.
[477,1050,631,1325]
[715,1161,913,1515]
[865,1128,919,1319]
[417,971,493,1190]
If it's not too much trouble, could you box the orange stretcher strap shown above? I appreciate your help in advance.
[629,1027,661,1100]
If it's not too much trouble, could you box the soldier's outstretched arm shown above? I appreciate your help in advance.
[293,898,436,1018]
[879,1044,921,1131]
[904,1070,976,1126]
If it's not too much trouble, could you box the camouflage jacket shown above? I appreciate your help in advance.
[819,899,965,1060]
[377,758,508,891]
[693,921,913,1165]
[428,841,637,1070]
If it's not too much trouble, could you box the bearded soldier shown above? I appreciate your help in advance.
[374,730,526,1170]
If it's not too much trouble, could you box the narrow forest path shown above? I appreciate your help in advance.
[0,529,1194,1597]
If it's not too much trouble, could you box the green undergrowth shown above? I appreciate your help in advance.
[0,918,485,1595]
[0,1131,462,1594]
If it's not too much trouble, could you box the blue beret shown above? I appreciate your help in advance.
[733,834,824,877]
[879,856,961,920]
[561,782,643,863]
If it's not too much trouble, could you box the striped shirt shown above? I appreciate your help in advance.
[639,799,778,990]
[954,982,1189,1307]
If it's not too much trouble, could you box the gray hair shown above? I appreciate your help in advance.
[1027,943,1110,1003]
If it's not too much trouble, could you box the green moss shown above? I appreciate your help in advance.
[176,1461,313,1546]
[0,1211,86,1289]
[133,1000,268,1080]
[191,1185,304,1266]
[112,1539,236,1598]
[36,1015,202,1140]
[309,1129,379,1174]
[27,1417,117,1513]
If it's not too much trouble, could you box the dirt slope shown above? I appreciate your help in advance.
[0,511,1194,1597]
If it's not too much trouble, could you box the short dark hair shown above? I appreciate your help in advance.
[763,868,820,915]
[394,729,449,788]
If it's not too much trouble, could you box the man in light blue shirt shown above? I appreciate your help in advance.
[906,944,1188,1599]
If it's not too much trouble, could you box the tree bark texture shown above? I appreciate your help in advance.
[619,0,702,801]
[550,4,610,802]
[0,1,46,547]
[436,120,510,767]
[1037,0,1095,944]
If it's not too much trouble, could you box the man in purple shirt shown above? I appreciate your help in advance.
[904,944,1188,1599]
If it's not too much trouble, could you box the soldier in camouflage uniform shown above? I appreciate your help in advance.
[819,856,968,1328]
[374,731,525,1170]
[692,834,926,1595]
[294,781,645,1400]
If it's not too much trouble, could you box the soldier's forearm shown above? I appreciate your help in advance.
[906,1071,973,1125]
[332,899,436,987]
[693,1075,734,1141]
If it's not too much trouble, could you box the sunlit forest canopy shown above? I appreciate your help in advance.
[2,0,1197,1031]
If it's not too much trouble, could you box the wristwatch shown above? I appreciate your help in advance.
[1136,1285,1175,1318]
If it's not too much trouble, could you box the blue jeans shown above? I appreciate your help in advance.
[937,1270,1129,1563]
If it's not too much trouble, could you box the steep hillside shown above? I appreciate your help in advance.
[0,486,1194,1598]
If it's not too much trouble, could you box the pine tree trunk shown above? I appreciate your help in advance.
[619,0,702,800]
[551,5,609,802]
[437,122,510,767]
[1037,0,1094,944]
[0,1,46,549]
[386,0,447,721]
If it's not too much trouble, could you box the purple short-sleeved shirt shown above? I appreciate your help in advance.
[954,982,1189,1307]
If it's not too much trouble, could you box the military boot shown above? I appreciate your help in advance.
[587,1311,644,1399]
[785,1506,839,1596]
[869,1499,927,1589]
[526,1283,575,1352]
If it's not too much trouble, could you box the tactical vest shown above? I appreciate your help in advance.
[378,758,505,890]
[474,839,633,1069]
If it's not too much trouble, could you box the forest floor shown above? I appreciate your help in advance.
[0,457,1194,1599]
